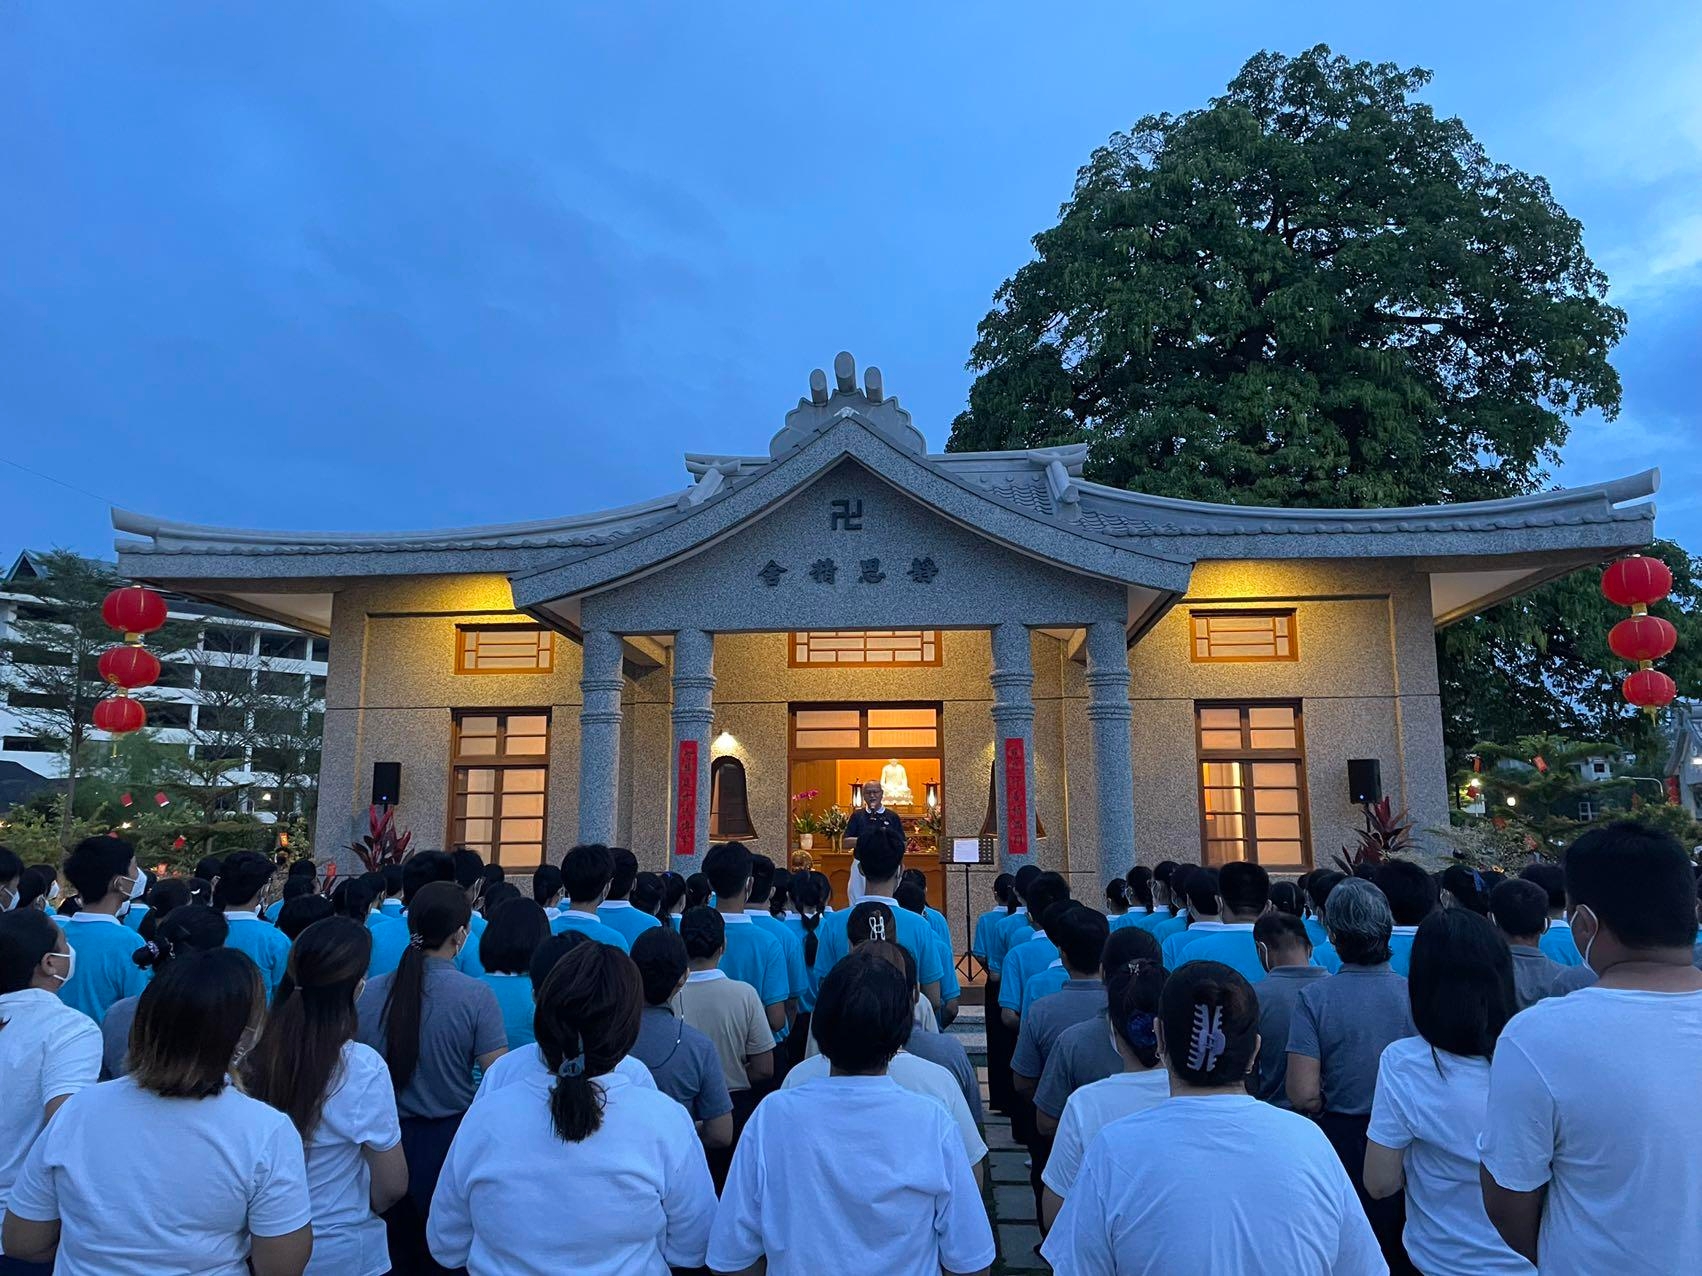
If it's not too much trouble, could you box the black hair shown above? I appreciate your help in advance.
[791,871,830,967]
[1218,862,1270,916]
[993,872,1017,912]
[479,882,522,917]
[1025,871,1071,921]
[1039,899,1078,941]
[195,854,226,883]
[0,848,21,887]
[0,910,62,997]
[683,873,711,910]
[659,871,687,916]
[560,842,614,903]
[812,948,912,1072]
[681,905,725,960]
[135,904,228,971]
[1013,863,1041,899]
[286,859,318,880]
[13,867,52,912]
[480,898,552,976]
[1489,878,1549,940]
[243,916,371,1137]
[746,853,775,904]
[1253,911,1311,957]
[1269,881,1303,917]
[214,850,274,910]
[847,900,898,948]
[1564,821,1698,950]
[895,879,928,916]
[381,864,404,897]
[529,931,590,994]
[278,894,334,941]
[900,867,929,902]
[1408,909,1514,1064]
[1055,906,1111,974]
[380,880,471,1093]
[607,847,639,900]
[851,821,906,883]
[631,925,689,1006]
[129,948,263,1099]
[1125,865,1155,912]
[1102,923,1160,974]
[331,877,375,921]
[1159,961,1259,1088]
[481,864,506,891]
[1374,860,1438,926]
[1306,869,1345,915]
[768,868,793,919]
[1105,955,1166,1067]
[1519,862,1566,912]
[1440,864,1491,915]
[280,876,316,904]
[1104,878,1132,912]
[532,863,564,906]
[139,878,194,941]
[536,943,643,1142]
[1153,860,1179,914]
[63,835,134,906]
[631,872,664,918]
[449,847,485,893]
[1183,866,1220,915]
[702,842,754,899]
[401,850,455,906]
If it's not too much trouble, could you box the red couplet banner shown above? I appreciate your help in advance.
[675,740,699,861]
[1004,737,1029,856]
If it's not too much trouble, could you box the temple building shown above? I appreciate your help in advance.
[113,353,1657,924]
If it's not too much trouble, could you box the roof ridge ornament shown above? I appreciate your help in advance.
[769,351,926,458]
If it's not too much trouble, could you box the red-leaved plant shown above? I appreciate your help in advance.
[347,804,414,871]
[1334,796,1414,874]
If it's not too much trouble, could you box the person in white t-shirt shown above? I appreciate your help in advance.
[0,909,99,1255]
[708,947,996,1276]
[428,940,716,1275]
[1480,821,1702,1275]
[242,916,409,1276]
[1040,954,1169,1231]
[2,948,313,1275]
[1365,909,1532,1275]
[1042,960,1384,1276]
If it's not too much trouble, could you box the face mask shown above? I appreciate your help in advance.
[128,871,148,900]
[44,947,76,986]
[0,886,16,912]
[1573,905,1600,971]
[47,881,61,904]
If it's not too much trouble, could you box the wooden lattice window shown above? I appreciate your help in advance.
[450,711,549,867]
[1190,611,1297,663]
[790,630,941,667]
[1196,702,1310,870]
[456,625,555,674]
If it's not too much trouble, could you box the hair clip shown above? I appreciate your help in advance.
[143,940,161,959]
[868,915,887,941]
[407,934,423,949]
[1124,1010,1158,1047]
[1187,1001,1227,1072]
[557,1051,586,1079]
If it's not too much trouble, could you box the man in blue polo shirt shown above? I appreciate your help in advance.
[743,854,806,1017]
[56,835,147,1024]
[1374,859,1437,974]
[1171,860,1272,982]
[703,842,789,1036]
[549,844,631,951]
[998,873,1073,1029]
[810,824,945,1012]
[598,847,663,948]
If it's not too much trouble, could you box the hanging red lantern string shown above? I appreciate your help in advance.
[1623,668,1678,709]
[92,585,167,748]
[1601,555,1673,613]
[1607,614,1678,664]
[98,644,162,690]
[101,586,169,643]
[93,696,147,736]
[1601,555,1679,724]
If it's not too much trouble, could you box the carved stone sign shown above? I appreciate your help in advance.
[907,556,938,583]
[858,558,885,584]
[757,560,787,587]
[808,558,837,584]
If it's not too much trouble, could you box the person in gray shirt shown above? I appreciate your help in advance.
[1010,907,1110,1091]
[1249,912,1329,1106]
[627,926,734,1148]
[1490,877,1568,1009]
[1033,1013,1121,1132]
[100,903,229,1078]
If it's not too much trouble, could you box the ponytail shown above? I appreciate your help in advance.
[536,943,643,1144]
[790,871,830,968]
[1105,878,1132,911]
[380,881,469,1093]
[135,904,227,971]
[993,872,1017,914]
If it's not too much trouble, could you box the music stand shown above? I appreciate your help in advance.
[952,837,987,982]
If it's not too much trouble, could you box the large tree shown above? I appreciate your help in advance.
[948,46,1690,760]
[949,45,1623,507]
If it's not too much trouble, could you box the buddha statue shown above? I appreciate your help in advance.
[878,758,914,806]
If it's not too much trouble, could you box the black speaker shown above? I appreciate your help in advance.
[1347,758,1382,806]
[372,762,402,808]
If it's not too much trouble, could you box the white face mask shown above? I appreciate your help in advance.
[0,885,16,912]
[127,870,148,900]
[44,947,76,986]
[46,881,61,904]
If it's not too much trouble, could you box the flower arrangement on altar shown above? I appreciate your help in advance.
[791,789,820,847]
[817,804,849,848]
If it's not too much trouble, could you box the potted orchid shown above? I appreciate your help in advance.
[791,789,820,850]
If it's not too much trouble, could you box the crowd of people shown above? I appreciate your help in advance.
[0,816,1698,1274]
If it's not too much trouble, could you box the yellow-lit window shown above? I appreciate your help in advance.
[790,631,941,667]
[450,711,548,867]
[1190,611,1296,662]
[456,625,554,674]
[1196,702,1309,870]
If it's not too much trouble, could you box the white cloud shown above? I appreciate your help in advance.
[1604,211,1702,303]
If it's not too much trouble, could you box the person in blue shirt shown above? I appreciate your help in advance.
[1300,870,1342,948]
[745,855,807,1023]
[597,847,663,948]
[477,897,551,1048]
[809,826,946,1013]
[899,868,953,955]
[1173,861,1272,983]
[531,863,565,913]
[548,843,631,951]
[447,848,492,977]
[1131,860,1184,933]
[56,835,149,1023]
[378,863,405,917]
[120,869,156,933]
[781,870,832,1064]
[333,875,409,976]
[895,877,961,1029]
[1109,866,1155,931]
[1521,861,1585,966]
[971,873,1017,973]
[1150,865,1207,949]
[999,873,1074,1029]
[1374,859,1438,976]
[987,864,1043,977]
[263,860,318,922]
[703,842,790,1037]
[213,850,292,1001]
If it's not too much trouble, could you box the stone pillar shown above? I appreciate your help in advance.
[576,628,624,845]
[669,629,716,869]
[1085,618,1136,878]
[990,622,1038,872]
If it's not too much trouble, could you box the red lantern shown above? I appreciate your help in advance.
[1608,614,1678,663]
[100,586,168,638]
[172,835,187,850]
[1601,557,1673,609]
[1622,668,1678,709]
[98,644,161,690]
[92,696,147,735]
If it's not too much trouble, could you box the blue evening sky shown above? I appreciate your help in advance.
[2,3,1697,559]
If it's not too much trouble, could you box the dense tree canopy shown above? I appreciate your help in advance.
[949,46,1691,762]
[949,46,1624,507]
